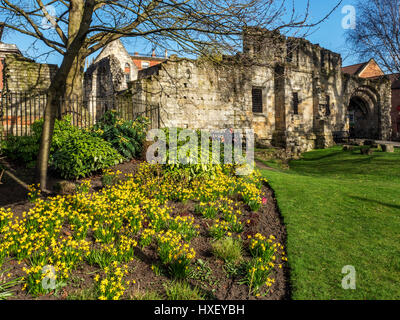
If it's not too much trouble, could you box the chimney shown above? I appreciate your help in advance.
[165,49,168,59]
[134,52,139,56]
[152,50,156,57]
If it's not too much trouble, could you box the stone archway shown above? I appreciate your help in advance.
[348,86,380,139]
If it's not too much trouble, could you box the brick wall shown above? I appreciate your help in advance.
[358,60,384,78]
[132,57,165,71]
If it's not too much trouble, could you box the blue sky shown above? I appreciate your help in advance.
[2,0,361,68]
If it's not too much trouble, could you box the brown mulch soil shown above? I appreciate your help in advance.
[1,159,290,301]
[0,158,141,211]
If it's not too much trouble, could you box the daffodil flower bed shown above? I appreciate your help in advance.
[0,162,286,300]
[244,234,286,296]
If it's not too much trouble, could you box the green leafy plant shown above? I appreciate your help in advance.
[3,116,78,168]
[3,134,39,168]
[160,128,247,181]
[0,268,24,300]
[51,131,123,180]
[92,110,149,160]
[3,116,123,179]
[189,259,219,289]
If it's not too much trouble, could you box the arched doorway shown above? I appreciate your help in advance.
[348,96,370,139]
[348,87,380,139]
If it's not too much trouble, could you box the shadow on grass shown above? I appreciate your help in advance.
[300,149,344,162]
[349,196,400,211]
[290,156,379,175]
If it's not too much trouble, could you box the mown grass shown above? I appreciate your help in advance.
[258,146,400,300]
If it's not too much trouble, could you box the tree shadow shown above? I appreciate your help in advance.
[0,159,62,207]
[0,166,33,207]
[348,196,400,211]
[291,156,380,177]
[300,149,345,162]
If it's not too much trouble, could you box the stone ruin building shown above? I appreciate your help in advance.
[0,41,58,137]
[0,42,57,94]
[84,28,393,153]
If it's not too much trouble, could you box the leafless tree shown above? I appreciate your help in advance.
[0,0,341,190]
[346,0,400,75]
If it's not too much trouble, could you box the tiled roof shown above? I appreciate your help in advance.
[342,62,368,76]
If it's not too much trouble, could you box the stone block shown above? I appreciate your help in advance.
[360,147,374,156]
[54,181,76,195]
[380,144,395,153]
[343,145,355,151]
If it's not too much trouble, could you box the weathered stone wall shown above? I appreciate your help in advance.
[110,28,393,152]
[1,54,57,137]
[132,58,249,131]
[84,40,138,99]
[131,56,280,142]
[4,54,57,92]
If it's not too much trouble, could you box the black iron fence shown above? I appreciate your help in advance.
[0,92,160,140]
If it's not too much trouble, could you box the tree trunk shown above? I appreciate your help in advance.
[36,85,63,192]
[61,53,86,117]
[36,0,95,191]
[36,51,85,191]
[65,54,85,100]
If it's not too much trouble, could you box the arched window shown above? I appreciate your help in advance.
[125,63,131,82]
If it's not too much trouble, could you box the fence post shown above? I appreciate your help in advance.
[157,103,160,129]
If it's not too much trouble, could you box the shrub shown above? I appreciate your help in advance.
[92,110,149,160]
[4,116,123,179]
[51,130,123,180]
[3,116,80,168]
[3,135,39,168]
[212,237,243,264]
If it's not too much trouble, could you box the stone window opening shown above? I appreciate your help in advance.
[252,87,263,113]
[125,63,131,83]
[286,41,294,63]
[325,95,331,116]
[293,92,299,115]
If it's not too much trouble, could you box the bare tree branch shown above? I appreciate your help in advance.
[346,0,400,76]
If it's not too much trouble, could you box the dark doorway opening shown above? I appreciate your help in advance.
[348,96,370,139]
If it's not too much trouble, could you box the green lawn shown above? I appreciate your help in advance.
[258,146,400,300]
